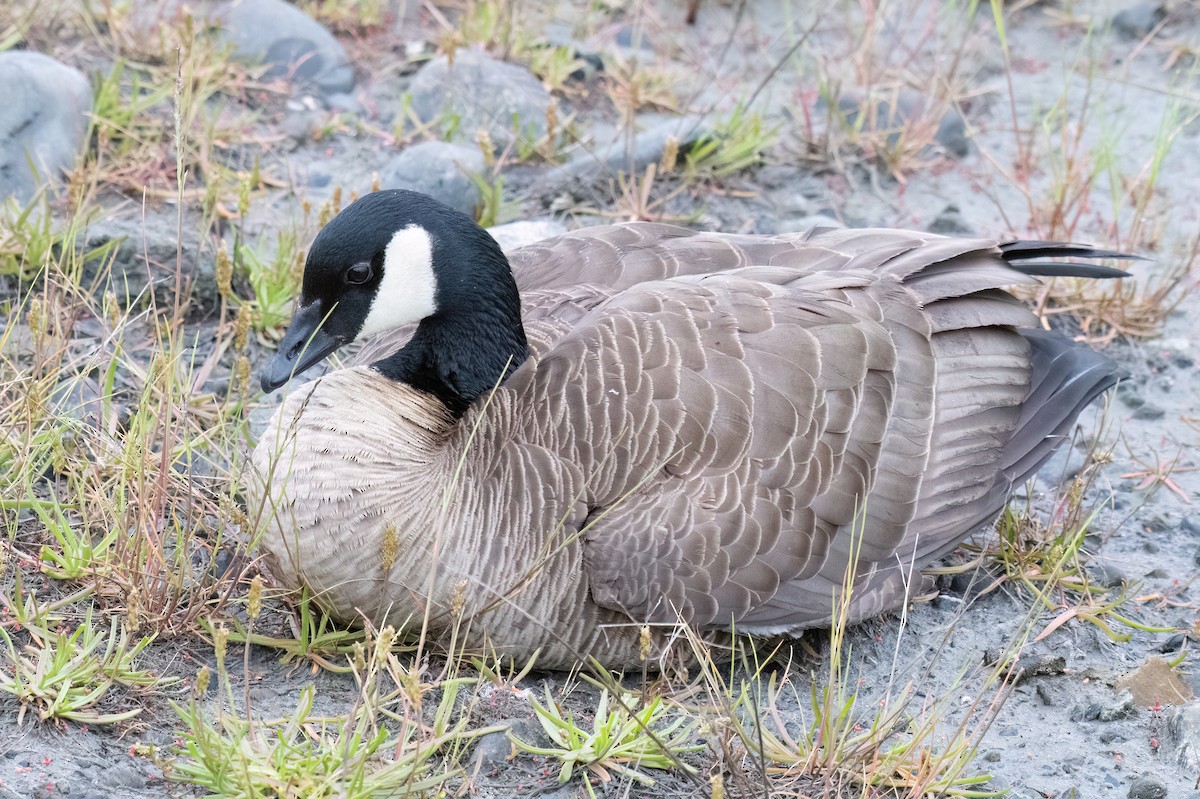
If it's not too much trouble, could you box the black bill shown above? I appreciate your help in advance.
[260,302,346,393]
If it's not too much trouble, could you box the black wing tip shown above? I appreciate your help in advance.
[1000,239,1145,279]
[1006,261,1132,279]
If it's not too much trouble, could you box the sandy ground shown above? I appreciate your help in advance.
[2,1,1199,797]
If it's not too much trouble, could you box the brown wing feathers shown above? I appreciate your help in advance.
[497,227,1125,634]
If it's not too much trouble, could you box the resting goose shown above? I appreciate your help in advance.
[249,189,1127,668]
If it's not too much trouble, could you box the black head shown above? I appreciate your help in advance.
[261,190,527,406]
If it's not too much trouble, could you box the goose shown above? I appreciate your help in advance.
[248,189,1128,669]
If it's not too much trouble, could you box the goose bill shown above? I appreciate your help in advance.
[260,302,346,392]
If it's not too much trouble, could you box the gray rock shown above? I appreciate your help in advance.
[1171,702,1200,769]
[407,51,556,152]
[928,204,973,235]
[1128,775,1168,799]
[472,727,515,771]
[0,51,92,203]
[83,215,215,314]
[1077,689,1137,722]
[558,115,714,183]
[830,89,970,158]
[98,763,145,790]
[214,0,354,97]
[1090,560,1127,589]
[1113,3,1166,40]
[488,219,567,252]
[379,141,485,218]
[1132,402,1166,420]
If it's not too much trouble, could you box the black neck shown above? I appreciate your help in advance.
[372,224,528,417]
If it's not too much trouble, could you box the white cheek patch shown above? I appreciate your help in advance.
[357,225,438,339]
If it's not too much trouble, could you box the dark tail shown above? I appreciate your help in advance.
[1001,328,1127,485]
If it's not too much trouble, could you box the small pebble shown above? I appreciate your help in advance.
[1112,3,1166,40]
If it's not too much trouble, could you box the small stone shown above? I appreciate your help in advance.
[1118,383,1147,409]
[378,141,486,218]
[1090,561,1127,589]
[488,219,568,252]
[614,24,653,51]
[1061,755,1084,773]
[1076,689,1137,722]
[1128,775,1168,799]
[407,50,556,153]
[928,204,973,235]
[1132,402,1166,420]
[1160,634,1188,654]
[1112,3,1166,40]
[0,51,92,202]
[98,764,146,790]
[1036,683,1054,706]
[1181,516,1199,536]
[214,0,354,97]
[472,727,515,770]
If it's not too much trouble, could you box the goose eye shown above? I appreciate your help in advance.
[344,263,373,285]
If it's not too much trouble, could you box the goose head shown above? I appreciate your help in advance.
[261,190,528,415]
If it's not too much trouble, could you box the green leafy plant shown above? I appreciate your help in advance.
[170,686,451,798]
[29,489,119,580]
[684,105,779,180]
[512,684,702,798]
[528,44,585,93]
[0,193,115,280]
[205,587,373,673]
[0,608,167,724]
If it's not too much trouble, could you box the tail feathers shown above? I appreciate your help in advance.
[1000,240,1142,279]
[1000,328,1126,484]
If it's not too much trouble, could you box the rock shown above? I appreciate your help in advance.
[214,0,354,97]
[1089,560,1127,589]
[1128,775,1168,799]
[98,763,145,790]
[488,219,568,252]
[614,24,654,51]
[1115,658,1194,707]
[83,215,215,314]
[473,715,558,778]
[407,51,556,153]
[1171,701,1200,769]
[928,204,973,235]
[1132,402,1166,420]
[557,115,714,184]
[1117,382,1147,409]
[1112,3,1166,40]
[1076,689,1136,722]
[379,141,485,218]
[0,51,92,203]
[830,89,969,158]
